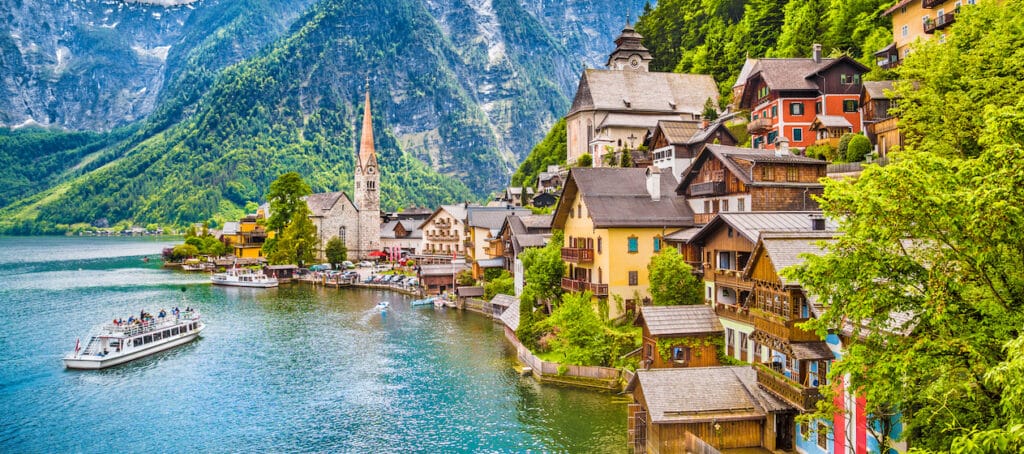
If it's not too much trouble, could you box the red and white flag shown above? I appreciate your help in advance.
[74,338,81,353]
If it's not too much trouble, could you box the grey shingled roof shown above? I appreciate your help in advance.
[813,115,853,129]
[570,69,719,116]
[639,305,724,336]
[521,215,552,230]
[467,206,532,230]
[305,191,353,217]
[599,113,684,129]
[863,80,896,100]
[419,263,469,277]
[790,342,835,361]
[629,367,791,423]
[663,227,702,243]
[380,220,422,239]
[755,232,836,286]
[554,167,694,229]
[657,120,702,144]
[499,295,521,330]
[692,212,838,245]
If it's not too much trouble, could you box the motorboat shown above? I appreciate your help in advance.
[211,267,278,288]
[410,297,435,306]
[376,301,390,312]
[63,309,205,370]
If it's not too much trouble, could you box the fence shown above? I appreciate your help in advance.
[827,156,891,175]
[503,329,621,385]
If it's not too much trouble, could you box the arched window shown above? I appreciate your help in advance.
[339,227,347,243]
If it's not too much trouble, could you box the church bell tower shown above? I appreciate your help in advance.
[353,84,381,259]
[606,20,652,72]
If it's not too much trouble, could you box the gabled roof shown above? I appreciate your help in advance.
[626,367,791,424]
[380,220,422,239]
[498,295,521,331]
[305,191,355,217]
[419,263,469,277]
[689,212,837,246]
[466,206,532,230]
[636,305,724,336]
[862,80,896,100]
[569,69,719,116]
[743,231,836,286]
[676,145,828,194]
[737,56,870,108]
[811,115,854,130]
[419,204,471,230]
[553,167,694,229]
[656,120,702,144]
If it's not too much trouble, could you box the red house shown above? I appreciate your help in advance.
[735,44,869,150]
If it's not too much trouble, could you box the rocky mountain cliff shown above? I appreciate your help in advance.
[0,0,646,231]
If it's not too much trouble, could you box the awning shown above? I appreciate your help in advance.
[789,342,834,361]
[475,257,505,268]
[368,251,387,258]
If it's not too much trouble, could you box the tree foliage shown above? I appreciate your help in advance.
[511,118,566,188]
[267,205,318,266]
[266,172,312,233]
[519,230,565,309]
[484,270,513,300]
[325,236,347,269]
[539,291,640,368]
[785,3,1024,449]
[647,247,703,306]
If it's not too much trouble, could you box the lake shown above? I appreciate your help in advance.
[0,236,626,452]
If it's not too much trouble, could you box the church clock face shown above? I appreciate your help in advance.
[628,55,641,69]
[366,166,375,174]
[354,166,361,175]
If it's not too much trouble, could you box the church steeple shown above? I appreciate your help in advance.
[358,84,378,170]
[606,20,652,71]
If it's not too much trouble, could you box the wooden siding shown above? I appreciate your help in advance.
[690,157,747,196]
[818,61,866,95]
[650,419,766,453]
[749,186,823,212]
[642,335,721,369]
[749,253,781,286]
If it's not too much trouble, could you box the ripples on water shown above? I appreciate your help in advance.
[0,237,625,452]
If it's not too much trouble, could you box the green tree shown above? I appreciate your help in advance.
[647,247,703,306]
[325,236,347,269]
[836,133,855,162]
[520,230,565,310]
[770,0,830,57]
[702,97,720,122]
[618,149,633,167]
[455,269,475,287]
[845,134,872,162]
[171,244,199,261]
[265,172,312,233]
[484,270,514,300]
[268,207,317,266]
[786,4,1024,445]
[511,118,567,187]
[574,153,592,168]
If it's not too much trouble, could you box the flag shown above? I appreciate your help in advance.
[74,338,81,353]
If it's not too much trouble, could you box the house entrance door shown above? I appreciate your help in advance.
[776,411,795,450]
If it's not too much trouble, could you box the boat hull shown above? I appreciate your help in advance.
[63,325,205,370]
[211,280,278,288]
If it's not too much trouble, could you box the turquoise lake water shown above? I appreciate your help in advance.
[0,236,626,452]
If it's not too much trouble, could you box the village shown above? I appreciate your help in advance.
[157,2,993,453]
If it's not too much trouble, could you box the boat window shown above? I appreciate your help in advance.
[153,331,162,341]
[134,338,143,347]
[143,335,153,344]
[183,324,189,332]
[191,323,197,330]
[171,327,179,335]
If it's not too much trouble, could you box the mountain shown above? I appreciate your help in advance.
[0,0,646,232]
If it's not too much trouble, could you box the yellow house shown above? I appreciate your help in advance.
[466,206,531,278]
[876,0,980,69]
[222,207,274,259]
[552,167,695,318]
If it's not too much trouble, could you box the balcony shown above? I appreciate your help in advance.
[713,268,754,290]
[921,0,947,8]
[424,231,458,240]
[923,12,956,34]
[747,117,773,134]
[754,316,821,343]
[689,180,727,197]
[561,247,594,263]
[754,363,822,412]
[715,302,756,324]
[693,213,716,225]
[561,278,609,296]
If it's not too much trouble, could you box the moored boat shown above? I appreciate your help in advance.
[211,267,278,288]
[63,309,205,370]
[410,297,435,306]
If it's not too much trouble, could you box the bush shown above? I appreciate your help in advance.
[575,153,592,167]
[836,133,855,162]
[804,144,834,161]
[845,134,872,162]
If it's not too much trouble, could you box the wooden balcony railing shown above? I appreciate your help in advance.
[747,117,773,134]
[715,302,756,324]
[754,316,821,343]
[561,247,594,263]
[713,268,754,290]
[694,213,716,225]
[924,12,956,34]
[754,363,822,412]
[561,278,609,296]
[921,0,947,8]
[689,180,727,197]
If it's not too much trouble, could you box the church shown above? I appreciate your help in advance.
[306,87,382,261]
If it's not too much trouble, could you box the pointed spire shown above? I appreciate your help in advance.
[358,83,376,168]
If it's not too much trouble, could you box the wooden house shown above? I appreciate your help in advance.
[635,305,724,369]
[626,367,794,453]
[675,144,828,225]
[646,119,739,182]
[862,80,902,157]
[417,262,469,295]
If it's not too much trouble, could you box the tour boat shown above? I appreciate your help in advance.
[410,297,435,306]
[210,267,278,288]
[63,309,205,370]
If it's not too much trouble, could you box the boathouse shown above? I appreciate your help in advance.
[635,305,724,369]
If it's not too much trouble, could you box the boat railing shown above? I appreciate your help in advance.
[103,312,200,336]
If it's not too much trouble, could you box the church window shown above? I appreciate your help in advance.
[339,227,346,243]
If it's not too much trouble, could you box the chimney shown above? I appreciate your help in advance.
[646,166,661,202]
[810,214,826,231]
[701,119,710,129]
[775,136,790,157]
[812,44,822,64]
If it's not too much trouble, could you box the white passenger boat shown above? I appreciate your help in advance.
[210,267,278,288]
[63,309,205,370]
